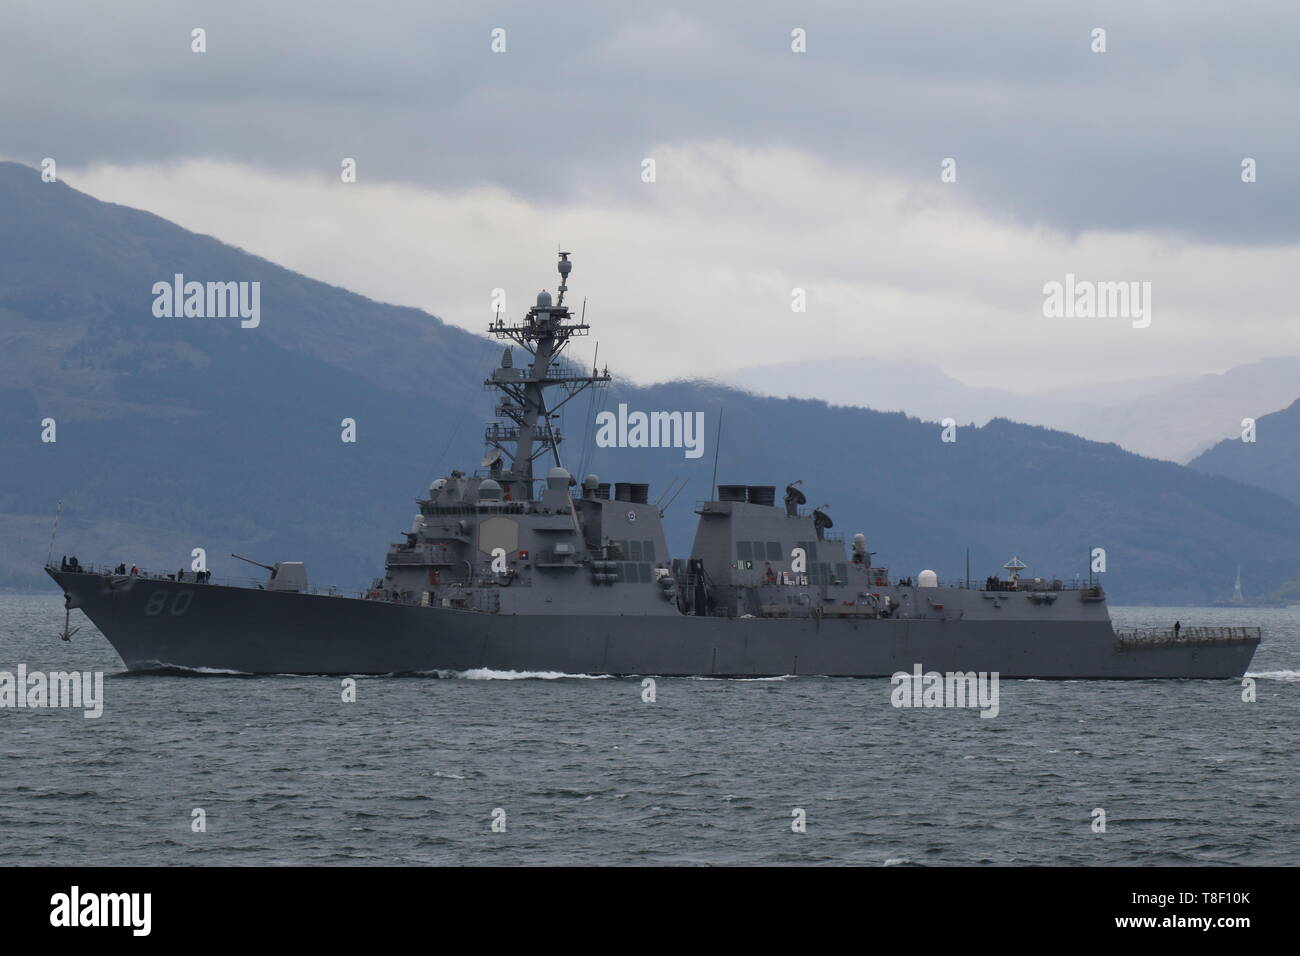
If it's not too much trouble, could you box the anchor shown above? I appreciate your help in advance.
[59,593,82,643]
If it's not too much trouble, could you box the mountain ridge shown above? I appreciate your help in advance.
[721,355,1300,463]
[2,160,1297,604]
[1189,397,1300,507]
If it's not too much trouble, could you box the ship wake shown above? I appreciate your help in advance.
[426,668,616,681]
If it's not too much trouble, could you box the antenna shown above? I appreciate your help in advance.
[655,476,688,508]
[710,407,724,500]
[46,498,63,568]
[660,478,690,516]
[654,478,674,508]
[556,250,571,307]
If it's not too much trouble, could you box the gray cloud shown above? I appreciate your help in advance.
[4,0,1297,243]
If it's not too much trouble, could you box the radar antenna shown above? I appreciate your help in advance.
[556,251,571,307]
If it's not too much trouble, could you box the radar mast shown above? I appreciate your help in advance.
[484,253,610,500]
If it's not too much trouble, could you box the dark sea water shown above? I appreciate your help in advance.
[0,594,1295,866]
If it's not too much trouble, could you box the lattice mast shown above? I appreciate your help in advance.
[484,253,609,499]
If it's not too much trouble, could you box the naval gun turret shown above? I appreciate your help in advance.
[232,553,308,592]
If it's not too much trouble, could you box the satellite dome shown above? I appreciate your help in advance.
[917,569,939,588]
[428,478,446,495]
[536,290,552,308]
[547,466,571,490]
[583,474,600,490]
[478,479,503,501]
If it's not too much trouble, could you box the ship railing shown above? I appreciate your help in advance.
[1113,626,1262,649]
[50,562,374,600]
[851,575,1102,592]
[976,579,1103,593]
[483,423,559,443]
[546,356,604,384]
[421,498,533,514]
[387,546,461,566]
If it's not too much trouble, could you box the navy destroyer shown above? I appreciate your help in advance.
[47,254,1261,677]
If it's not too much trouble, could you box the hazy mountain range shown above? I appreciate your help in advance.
[720,356,1300,464]
[1190,398,1300,506]
[2,159,1299,604]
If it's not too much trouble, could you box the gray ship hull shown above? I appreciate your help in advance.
[50,570,1260,679]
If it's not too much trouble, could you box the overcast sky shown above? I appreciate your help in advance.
[4,0,1298,390]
